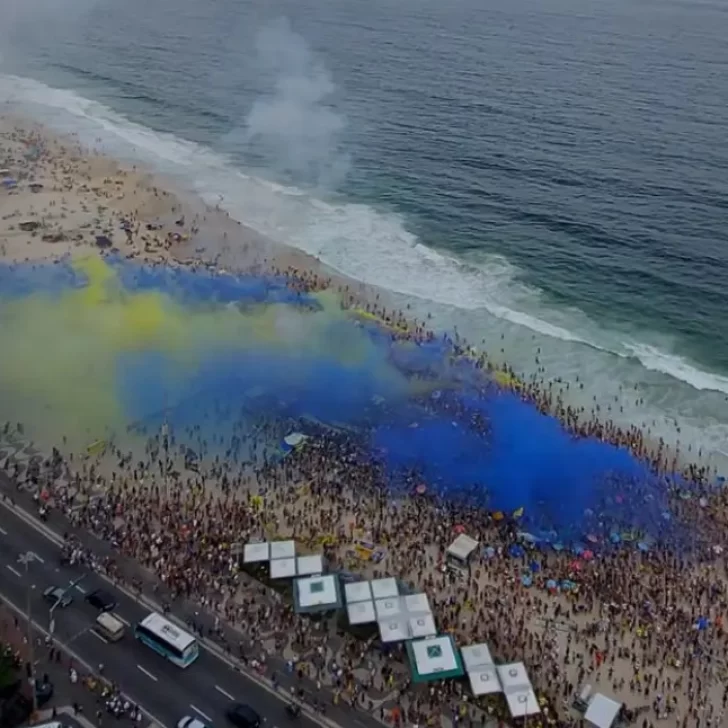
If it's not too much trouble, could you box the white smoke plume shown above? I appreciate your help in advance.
[242,18,349,189]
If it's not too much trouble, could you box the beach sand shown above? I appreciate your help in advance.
[2,115,724,728]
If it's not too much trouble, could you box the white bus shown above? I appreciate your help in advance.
[134,612,199,667]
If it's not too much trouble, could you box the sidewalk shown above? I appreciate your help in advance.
[31,704,160,728]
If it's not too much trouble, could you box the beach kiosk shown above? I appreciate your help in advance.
[446,533,479,573]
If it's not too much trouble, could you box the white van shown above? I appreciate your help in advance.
[95,612,125,642]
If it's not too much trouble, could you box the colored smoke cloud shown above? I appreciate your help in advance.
[0,255,689,548]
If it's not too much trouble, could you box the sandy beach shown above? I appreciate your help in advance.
[2,115,727,728]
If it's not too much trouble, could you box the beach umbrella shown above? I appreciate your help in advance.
[529,560,541,573]
[2,177,17,188]
[609,532,621,544]
[582,549,594,561]
[508,544,525,559]
[521,575,532,587]
[453,524,466,535]
[637,541,650,552]
[483,546,495,559]
[546,579,557,591]
[552,542,564,552]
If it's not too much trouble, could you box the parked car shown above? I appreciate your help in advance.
[42,587,72,609]
[84,589,117,612]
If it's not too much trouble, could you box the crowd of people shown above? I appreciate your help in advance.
[3,258,728,727]
[2,123,727,728]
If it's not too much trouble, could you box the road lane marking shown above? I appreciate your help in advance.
[136,664,158,682]
[75,584,86,594]
[112,613,130,626]
[90,629,109,644]
[215,685,235,701]
[6,565,22,578]
[0,590,170,728]
[190,705,212,722]
[29,552,44,563]
[0,526,7,535]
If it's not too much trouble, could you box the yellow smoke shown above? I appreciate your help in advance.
[0,255,402,449]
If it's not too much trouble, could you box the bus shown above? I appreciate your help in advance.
[134,612,199,667]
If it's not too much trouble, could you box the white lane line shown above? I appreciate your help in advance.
[90,629,109,644]
[190,705,212,722]
[0,526,7,535]
[136,664,158,682]
[29,552,44,564]
[6,565,22,578]
[214,685,235,701]
[112,613,130,626]
[75,584,86,594]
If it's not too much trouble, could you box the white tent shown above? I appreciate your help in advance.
[496,663,540,719]
[585,693,622,728]
[446,534,479,568]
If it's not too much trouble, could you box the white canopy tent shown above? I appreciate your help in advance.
[496,663,541,719]
[446,534,479,571]
[585,693,622,728]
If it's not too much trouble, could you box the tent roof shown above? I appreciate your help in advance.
[447,533,479,561]
[585,693,622,728]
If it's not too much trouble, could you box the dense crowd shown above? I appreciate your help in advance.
[5,311,728,728]
[2,140,727,727]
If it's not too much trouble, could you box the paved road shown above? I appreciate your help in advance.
[0,504,322,728]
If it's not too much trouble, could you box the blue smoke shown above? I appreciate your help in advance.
[0,256,694,549]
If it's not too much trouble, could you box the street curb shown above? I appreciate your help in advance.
[0,499,345,728]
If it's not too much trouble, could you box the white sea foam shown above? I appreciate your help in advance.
[2,73,728,432]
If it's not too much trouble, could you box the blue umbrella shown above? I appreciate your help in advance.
[509,544,525,558]
[521,575,532,587]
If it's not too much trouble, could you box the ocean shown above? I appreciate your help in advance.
[1,0,727,470]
